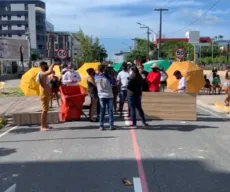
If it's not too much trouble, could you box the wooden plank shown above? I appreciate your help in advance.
[12,111,59,125]
[138,93,197,121]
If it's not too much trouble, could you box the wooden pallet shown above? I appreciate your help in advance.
[137,92,197,121]
[13,111,59,126]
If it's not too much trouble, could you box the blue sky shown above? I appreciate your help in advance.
[44,0,230,60]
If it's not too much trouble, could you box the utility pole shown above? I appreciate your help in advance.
[154,8,168,59]
[49,32,54,65]
[137,22,153,60]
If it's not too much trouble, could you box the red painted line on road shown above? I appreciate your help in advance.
[129,121,150,192]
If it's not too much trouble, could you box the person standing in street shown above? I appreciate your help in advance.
[146,63,161,92]
[160,68,168,92]
[49,71,60,108]
[62,64,81,86]
[117,63,130,117]
[36,61,56,131]
[86,68,98,122]
[95,65,115,131]
[127,66,148,127]
[138,65,149,92]
[173,70,187,93]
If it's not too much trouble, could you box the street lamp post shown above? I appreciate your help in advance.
[25,28,32,69]
[137,22,156,60]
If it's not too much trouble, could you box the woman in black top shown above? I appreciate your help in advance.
[49,71,60,108]
[127,66,148,127]
[87,68,98,122]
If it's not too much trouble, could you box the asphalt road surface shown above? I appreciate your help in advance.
[0,106,230,192]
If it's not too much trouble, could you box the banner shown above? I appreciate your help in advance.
[0,38,29,61]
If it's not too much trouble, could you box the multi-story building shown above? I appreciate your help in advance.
[113,51,130,63]
[0,0,46,55]
[45,31,80,60]
[46,20,54,32]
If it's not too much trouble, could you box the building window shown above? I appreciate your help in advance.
[18,34,22,37]
[17,24,22,27]
[8,34,12,37]
[55,44,58,49]
[25,4,28,10]
[17,15,21,18]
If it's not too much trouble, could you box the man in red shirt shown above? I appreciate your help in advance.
[146,63,161,92]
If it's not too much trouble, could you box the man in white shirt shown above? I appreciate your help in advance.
[62,64,81,86]
[117,63,130,116]
[173,70,186,93]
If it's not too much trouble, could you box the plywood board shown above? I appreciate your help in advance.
[137,92,196,121]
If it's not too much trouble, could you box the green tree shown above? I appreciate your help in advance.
[72,30,108,64]
[126,38,156,62]
[161,41,194,59]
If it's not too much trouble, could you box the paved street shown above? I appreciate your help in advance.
[0,106,230,192]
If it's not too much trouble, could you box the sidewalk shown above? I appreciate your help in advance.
[0,96,91,117]
[197,94,227,113]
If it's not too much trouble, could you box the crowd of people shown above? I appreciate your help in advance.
[36,61,186,131]
[203,67,230,106]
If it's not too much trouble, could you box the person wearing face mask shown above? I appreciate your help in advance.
[61,64,81,86]
[146,63,161,92]
[173,70,187,93]
[36,61,57,131]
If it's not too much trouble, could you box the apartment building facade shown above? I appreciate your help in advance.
[0,0,46,55]
[45,31,80,60]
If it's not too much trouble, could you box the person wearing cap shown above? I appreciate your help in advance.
[146,63,161,92]
[61,64,81,86]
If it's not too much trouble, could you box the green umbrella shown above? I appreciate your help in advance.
[143,60,171,72]
[112,62,123,72]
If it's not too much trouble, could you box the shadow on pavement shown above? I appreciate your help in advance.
[0,148,17,156]
[0,159,230,192]
[140,124,218,132]
[197,117,229,122]
[0,136,117,143]
[8,125,124,134]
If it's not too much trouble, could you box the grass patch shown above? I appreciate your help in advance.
[0,124,4,129]
[0,87,24,97]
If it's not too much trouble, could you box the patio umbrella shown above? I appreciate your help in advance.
[112,62,123,72]
[166,61,205,93]
[143,60,171,72]
[20,66,60,96]
[77,62,101,89]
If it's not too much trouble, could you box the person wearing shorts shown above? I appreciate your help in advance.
[36,62,57,131]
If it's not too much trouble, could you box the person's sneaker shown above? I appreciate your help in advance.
[99,127,105,131]
[143,122,149,127]
[130,124,137,128]
[110,127,116,130]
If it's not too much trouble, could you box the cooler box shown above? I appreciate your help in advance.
[59,86,86,121]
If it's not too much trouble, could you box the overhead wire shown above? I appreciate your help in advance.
[170,0,221,33]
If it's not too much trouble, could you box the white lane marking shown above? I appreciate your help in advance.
[53,150,62,153]
[168,153,176,157]
[181,121,186,124]
[4,184,16,192]
[12,174,19,177]
[133,177,143,192]
[198,106,222,118]
[0,126,18,138]
[178,147,183,150]
[197,156,205,159]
